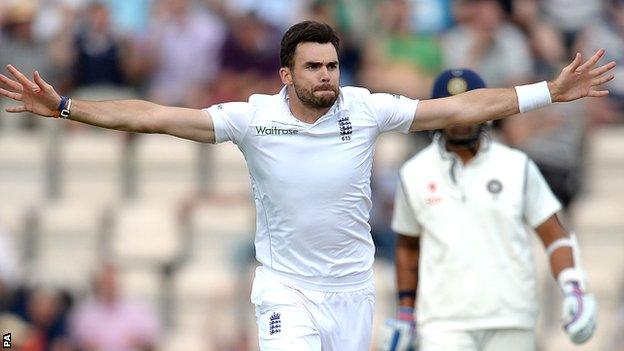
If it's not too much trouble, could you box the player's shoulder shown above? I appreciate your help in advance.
[248,91,283,108]
[340,86,372,98]
[339,86,373,108]
[489,141,529,164]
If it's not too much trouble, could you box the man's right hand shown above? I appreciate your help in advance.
[0,65,61,117]
[381,307,417,351]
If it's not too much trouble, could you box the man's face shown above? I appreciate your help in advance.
[284,42,340,109]
[444,125,481,142]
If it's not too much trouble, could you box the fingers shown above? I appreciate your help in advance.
[592,74,615,86]
[33,70,50,91]
[6,64,39,93]
[5,105,27,113]
[566,52,582,72]
[0,74,22,91]
[0,87,23,101]
[588,90,609,98]
[590,61,617,77]
[577,49,605,72]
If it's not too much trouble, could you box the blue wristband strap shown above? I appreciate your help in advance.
[398,290,416,300]
[57,96,71,119]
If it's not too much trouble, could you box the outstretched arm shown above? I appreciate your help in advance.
[0,65,216,143]
[409,49,616,132]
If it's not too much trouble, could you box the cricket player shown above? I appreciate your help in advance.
[0,21,614,351]
[383,69,597,351]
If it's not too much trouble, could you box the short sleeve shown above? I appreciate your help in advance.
[369,93,419,133]
[204,102,253,144]
[524,159,562,227]
[391,180,422,236]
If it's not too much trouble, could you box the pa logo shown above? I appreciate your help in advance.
[3,333,11,349]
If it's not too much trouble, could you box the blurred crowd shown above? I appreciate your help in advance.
[0,0,623,350]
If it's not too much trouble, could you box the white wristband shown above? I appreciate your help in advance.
[558,267,587,292]
[514,81,552,113]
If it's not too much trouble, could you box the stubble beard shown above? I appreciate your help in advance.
[293,82,339,109]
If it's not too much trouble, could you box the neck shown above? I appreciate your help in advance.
[287,87,332,124]
[446,139,481,164]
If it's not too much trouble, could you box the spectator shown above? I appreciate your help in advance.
[21,286,73,351]
[541,0,602,53]
[578,0,624,114]
[442,0,533,87]
[408,0,454,34]
[100,0,153,37]
[72,2,127,88]
[70,262,160,351]
[210,12,281,103]
[222,0,308,30]
[146,0,226,107]
[359,0,443,99]
[510,0,566,78]
[0,0,65,129]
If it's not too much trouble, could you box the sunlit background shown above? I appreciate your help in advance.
[0,0,622,350]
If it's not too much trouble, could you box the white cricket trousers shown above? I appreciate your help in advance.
[420,328,535,351]
[250,266,375,351]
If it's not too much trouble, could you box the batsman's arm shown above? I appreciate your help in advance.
[536,214,597,345]
[535,215,575,279]
[409,49,616,132]
[0,65,216,143]
[395,234,420,309]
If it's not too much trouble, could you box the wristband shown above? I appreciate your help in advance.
[514,81,552,113]
[58,96,72,119]
[398,290,416,300]
[546,237,573,256]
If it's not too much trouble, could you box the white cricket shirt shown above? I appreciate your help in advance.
[206,86,418,290]
[392,137,561,330]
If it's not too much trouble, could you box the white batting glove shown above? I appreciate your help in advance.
[561,282,597,344]
[381,307,417,351]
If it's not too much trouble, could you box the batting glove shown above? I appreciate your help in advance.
[382,307,417,351]
[561,282,597,344]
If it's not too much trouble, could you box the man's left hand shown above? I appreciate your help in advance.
[549,49,616,103]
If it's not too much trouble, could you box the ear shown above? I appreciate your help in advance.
[279,67,293,85]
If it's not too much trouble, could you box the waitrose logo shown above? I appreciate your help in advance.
[255,126,300,136]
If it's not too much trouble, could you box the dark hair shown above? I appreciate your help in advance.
[280,21,340,68]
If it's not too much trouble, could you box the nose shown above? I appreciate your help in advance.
[320,67,330,83]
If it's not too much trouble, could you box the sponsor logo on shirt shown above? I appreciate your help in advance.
[425,181,442,205]
[269,312,281,335]
[254,126,300,136]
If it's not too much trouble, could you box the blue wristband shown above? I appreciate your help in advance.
[58,96,69,111]
[57,96,72,119]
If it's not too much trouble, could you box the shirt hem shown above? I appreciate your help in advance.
[420,315,536,332]
[258,265,374,292]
